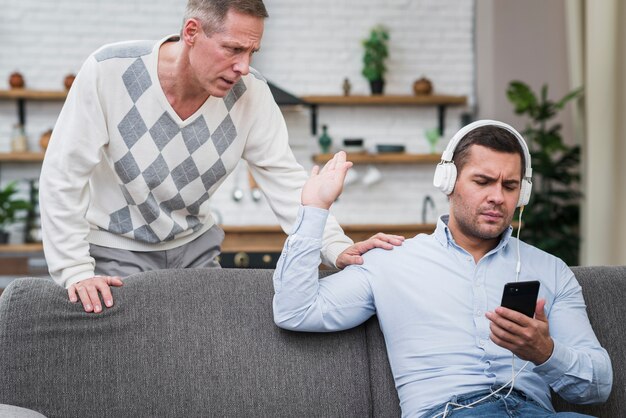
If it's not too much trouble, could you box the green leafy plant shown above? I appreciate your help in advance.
[0,181,31,240]
[507,81,583,265]
[361,25,389,82]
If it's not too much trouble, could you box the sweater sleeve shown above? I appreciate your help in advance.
[242,78,353,267]
[39,55,109,288]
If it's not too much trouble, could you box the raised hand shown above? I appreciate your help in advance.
[301,151,353,210]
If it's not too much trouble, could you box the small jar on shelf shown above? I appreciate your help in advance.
[11,124,29,153]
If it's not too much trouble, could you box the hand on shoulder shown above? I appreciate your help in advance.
[336,232,405,269]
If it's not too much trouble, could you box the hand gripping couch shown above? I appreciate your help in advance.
[0,266,624,417]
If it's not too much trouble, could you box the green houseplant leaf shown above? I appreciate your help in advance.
[507,81,583,265]
[506,81,538,117]
[0,181,31,233]
[362,25,389,82]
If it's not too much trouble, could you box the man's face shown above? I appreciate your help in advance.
[448,144,522,247]
[188,9,264,97]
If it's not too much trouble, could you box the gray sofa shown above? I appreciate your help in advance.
[0,266,624,417]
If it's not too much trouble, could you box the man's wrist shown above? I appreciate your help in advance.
[300,200,331,210]
[291,205,329,240]
[535,338,555,365]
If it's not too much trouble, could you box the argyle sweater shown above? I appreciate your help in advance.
[40,35,352,288]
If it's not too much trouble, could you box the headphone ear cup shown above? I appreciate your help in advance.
[517,179,532,207]
[433,162,457,195]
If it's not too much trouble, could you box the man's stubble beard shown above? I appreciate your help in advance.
[452,200,512,241]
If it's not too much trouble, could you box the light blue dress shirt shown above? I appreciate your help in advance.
[273,206,612,418]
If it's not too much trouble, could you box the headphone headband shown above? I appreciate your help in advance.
[433,119,533,207]
[440,119,532,179]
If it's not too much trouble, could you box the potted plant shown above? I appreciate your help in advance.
[362,25,389,95]
[506,81,583,265]
[0,181,31,244]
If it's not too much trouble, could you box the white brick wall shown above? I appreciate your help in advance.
[0,0,474,231]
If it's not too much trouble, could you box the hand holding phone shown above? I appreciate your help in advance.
[500,280,540,318]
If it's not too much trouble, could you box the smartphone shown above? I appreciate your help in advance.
[500,280,540,318]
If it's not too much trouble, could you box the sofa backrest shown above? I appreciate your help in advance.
[551,266,626,417]
[0,266,624,417]
[0,268,400,417]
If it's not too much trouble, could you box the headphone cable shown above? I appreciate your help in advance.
[515,206,524,283]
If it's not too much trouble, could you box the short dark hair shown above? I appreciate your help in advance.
[184,0,268,35]
[453,125,526,179]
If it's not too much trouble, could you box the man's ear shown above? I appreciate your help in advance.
[182,18,202,45]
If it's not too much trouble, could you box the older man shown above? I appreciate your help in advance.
[40,0,397,313]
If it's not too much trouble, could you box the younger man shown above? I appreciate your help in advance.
[272,120,612,417]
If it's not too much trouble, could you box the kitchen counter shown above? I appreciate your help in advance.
[0,224,438,274]
[221,224,437,253]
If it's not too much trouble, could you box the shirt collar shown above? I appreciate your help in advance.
[434,214,513,254]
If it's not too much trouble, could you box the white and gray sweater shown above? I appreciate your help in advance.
[40,35,352,288]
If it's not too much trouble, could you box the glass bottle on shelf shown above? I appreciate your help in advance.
[424,127,441,154]
[318,125,332,154]
[11,123,29,153]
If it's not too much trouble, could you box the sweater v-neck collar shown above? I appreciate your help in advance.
[149,34,219,126]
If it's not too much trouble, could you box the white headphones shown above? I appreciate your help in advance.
[433,120,533,207]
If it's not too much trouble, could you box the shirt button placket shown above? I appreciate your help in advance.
[473,261,490,350]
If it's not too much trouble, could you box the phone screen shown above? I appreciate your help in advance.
[500,280,540,318]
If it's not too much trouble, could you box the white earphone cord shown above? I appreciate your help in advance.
[515,206,524,282]
[435,207,527,418]
[435,360,531,418]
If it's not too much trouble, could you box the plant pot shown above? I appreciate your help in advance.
[369,79,385,95]
[0,230,9,244]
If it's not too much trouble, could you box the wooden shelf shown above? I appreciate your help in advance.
[312,152,441,165]
[0,243,43,254]
[0,89,67,100]
[301,94,467,136]
[0,89,67,126]
[0,152,45,162]
[302,94,467,106]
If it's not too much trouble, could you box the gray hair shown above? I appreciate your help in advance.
[183,0,268,35]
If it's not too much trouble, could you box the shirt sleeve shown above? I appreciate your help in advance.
[532,263,613,404]
[272,206,376,332]
[39,55,108,288]
[241,80,353,267]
